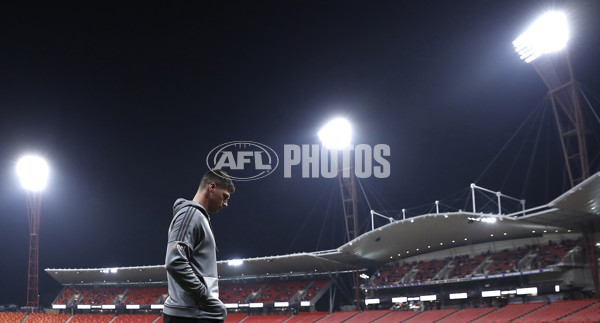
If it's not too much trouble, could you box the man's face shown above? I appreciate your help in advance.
[207,183,231,213]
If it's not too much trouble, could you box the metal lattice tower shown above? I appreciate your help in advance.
[339,172,358,242]
[531,50,589,187]
[25,191,42,312]
[338,164,361,310]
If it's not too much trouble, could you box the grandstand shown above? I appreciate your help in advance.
[1,174,598,321]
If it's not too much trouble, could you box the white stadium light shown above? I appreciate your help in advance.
[392,297,407,303]
[420,295,437,301]
[16,155,49,191]
[228,259,244,266]
[482,290,501,298]
[249,303,264,308]
[449,293,467,300]
[513,11,569,63]
[301,301,311,307]
[318,118,352,149]
[517,287,538,295]
[274,302,289,307]
[101,268,119,274]
[365,298,380,305]
[481,217,497,224]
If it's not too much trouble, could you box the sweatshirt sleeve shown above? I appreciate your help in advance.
[165,207,211,302]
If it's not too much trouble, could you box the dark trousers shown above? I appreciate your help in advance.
[163,313,223,323]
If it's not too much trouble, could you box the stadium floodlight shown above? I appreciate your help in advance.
[513,11,569,63]
[318,117,363,309]
[17,154,50,312]
[318,117,352,149]
[16,155,49,191]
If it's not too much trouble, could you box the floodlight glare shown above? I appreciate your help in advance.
[318,118,352,149]
[16,155,49,191]
[513,11,569,63]
[228,259,244,266]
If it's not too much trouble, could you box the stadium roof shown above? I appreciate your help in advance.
[46,172,600,286]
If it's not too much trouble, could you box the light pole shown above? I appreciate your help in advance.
[513,10,599,298]
[318,118,362,310]
[513,11,588,187]
[16,155,49,312]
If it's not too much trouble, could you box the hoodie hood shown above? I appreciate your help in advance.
[173,198,209,219]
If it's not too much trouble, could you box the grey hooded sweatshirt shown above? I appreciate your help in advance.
[164,198,226,321]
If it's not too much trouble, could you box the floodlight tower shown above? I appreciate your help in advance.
[318,118,358,241]
[16,155,49,312]
[318,118,361,310]
[513,11,589,187]
[514,11,599,297]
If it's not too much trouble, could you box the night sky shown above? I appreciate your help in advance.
[1,1,599,306]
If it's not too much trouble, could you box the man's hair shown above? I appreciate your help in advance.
[199,169,236,192]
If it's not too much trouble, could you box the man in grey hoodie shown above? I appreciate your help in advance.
[164,169,235,323]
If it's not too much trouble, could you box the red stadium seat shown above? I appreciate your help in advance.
[404,309,458,322]
[473,302,547,322]
[238,314,291,323]
[514,299,597,322]
[344,310,391,323]
[224,312,248,323]
[559,300,600,321]
[69,313,115,323]
[315,310,360,322]
[112,313,161,323]
[24,312,71,323]
[372,310,420,322]
[442,307,497,322]
[0,312,27,323]
[285,312,328,323]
